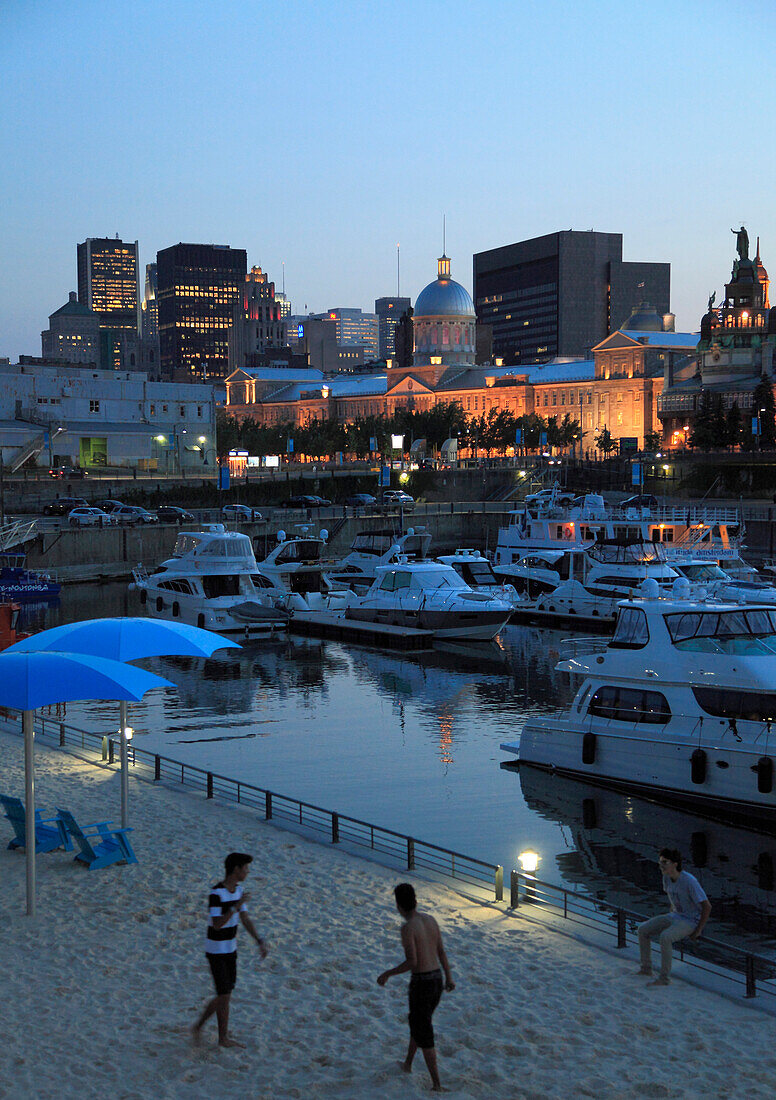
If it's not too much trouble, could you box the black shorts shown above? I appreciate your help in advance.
[207,952,237,995]
[408,970,443,1049]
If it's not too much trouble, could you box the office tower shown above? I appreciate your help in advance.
[275,292,291,322]
[473,231,670,365]
[157,242,247,381]
[77,237,140,333]
[141,263,158,340]
[228,266,287,372]
[41,292,101,365]
[310,308,379,360]
[375,296,411,359]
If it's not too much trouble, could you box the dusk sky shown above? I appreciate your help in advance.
[3,0,776,359]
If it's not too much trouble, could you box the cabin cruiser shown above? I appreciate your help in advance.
[502,583,776,817]
[327,527,431,592]
[345,559,512,640]
[498,540,681,626]
[494,493,745,570]
[435,549,521,610]
[130,525,288,635]
[254,526,349,613]
[670,560,776,606]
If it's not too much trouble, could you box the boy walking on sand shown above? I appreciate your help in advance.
[637,847,711,987]
[377,883,455,1092]
[193,852,268,1047]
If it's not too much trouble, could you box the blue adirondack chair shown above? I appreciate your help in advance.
[0,795,72,853]
[56,808,137,869]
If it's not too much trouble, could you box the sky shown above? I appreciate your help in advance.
[2,0,776,359]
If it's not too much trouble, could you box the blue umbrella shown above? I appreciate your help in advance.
[9,618,240,827]
[0,651,173,916]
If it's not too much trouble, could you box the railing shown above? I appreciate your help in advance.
[557,636,610,658]
[509,871,776,1002]
[0,519,38,552]
[4,713,503,903]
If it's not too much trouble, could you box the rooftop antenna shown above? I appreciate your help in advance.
[282,261,285,295]
[443,214,446,255]
[397,243,400,297]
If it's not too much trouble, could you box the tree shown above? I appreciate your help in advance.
[725,401,742,450]
[644,431,662,453]
[752,375,776,449]
[690,390,715,451]
[595,427,618,456]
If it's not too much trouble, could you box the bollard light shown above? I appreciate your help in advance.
[518,850,540,873]
[121,725,134,741]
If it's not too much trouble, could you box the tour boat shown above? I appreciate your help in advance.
[435,548,521,610]
[327,527,432,592]
[130,525,288,636]
[0,553,60,602]
[345,559,512,640]
[501,583,776,817]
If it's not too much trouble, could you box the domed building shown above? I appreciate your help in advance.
[412,254,476,368]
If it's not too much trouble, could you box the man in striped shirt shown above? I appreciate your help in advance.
[192,852,268,1048]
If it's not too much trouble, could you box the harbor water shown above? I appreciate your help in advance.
[20,584,776,960]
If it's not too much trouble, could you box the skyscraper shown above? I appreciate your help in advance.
[77,237,140,333]
[309,308,379,360]
[375,296,411,359]
[227,266,287,372]
[473,231,670,365]
[157,243,247,381]
[141,263,158,341]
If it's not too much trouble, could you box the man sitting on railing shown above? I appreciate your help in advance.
[636,848,711,987]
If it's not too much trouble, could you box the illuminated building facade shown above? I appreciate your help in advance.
[474,231,670,366]
[142,263,158,340]
[376,296,411,359]
[306,308,379,360]
[41,292,101,365]
[228,266,287,374]
[157,242,246,382]
[77,237,140,333]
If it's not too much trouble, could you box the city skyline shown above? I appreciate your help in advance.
[3,0,776,360]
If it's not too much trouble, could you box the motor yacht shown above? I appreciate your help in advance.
[671,559,776,606]
[345,559,512,640]
[502,582,776,816]
[254,526,349,613]
[435,548,521,610]
[327,527,432,592]
[130,525,288,636]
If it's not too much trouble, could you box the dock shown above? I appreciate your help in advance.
[287,611,434,650]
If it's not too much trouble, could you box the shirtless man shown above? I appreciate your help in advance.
[377,883,455,1092]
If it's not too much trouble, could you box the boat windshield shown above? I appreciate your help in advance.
[276,540,323,563]
[453,561,497,587]
[665,608,776,654]
[588,541,667,565]
[679,563,728,582]
[173,535,202,557]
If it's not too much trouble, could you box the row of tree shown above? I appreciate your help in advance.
[690,378,776,450]
[217,402,583,460]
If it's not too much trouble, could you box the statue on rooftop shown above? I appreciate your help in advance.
[707,291,716,313]
[731,225,750,262]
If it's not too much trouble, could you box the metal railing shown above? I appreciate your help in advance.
[509,870,776,1001]
[4,712,503,903]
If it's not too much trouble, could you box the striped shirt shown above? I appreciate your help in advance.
[206,881,245,955]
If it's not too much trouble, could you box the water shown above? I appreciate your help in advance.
[20,586,776,959]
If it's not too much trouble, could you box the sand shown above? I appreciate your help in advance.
[1,728,774,1100]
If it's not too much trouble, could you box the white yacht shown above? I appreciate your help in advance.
[327,527,432,592]
[498,540,681,626]
[130,525,288,636]
[502,587,776,816]
[435,549,521,610]
[345,559,512,640]
[254,526,350,613]
[671,559,776,605]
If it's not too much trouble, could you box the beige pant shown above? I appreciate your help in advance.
[637,914,696,978]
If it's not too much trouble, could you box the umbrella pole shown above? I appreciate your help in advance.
[119,699,129,829]
[23,709,35,917]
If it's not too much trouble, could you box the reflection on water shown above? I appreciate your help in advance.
[26,583,776,958]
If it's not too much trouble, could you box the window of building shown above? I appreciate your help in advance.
[150,404,156,415]
[89,400,100,413]
[543,394,548,406]
[552,393,557,406]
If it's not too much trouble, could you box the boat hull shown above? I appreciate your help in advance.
[346,606,509,640]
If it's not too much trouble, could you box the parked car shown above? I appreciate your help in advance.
[306,495,331,507]
[221,504,263,521]
[345,493,377,508]
[280,495,324,509]
[42,496,88,516]
[381,490,415,511]
[49,465,87,479]
[98,499,127,514]
[524,488,575,507]
[68,507,116,528]
[620,494,659,510]
[113,505,159,525]
[156,505,195,524]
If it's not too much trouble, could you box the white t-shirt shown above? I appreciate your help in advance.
[663,870,707,923]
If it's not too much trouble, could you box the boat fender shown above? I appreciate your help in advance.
[582,798,597,828]
[755,756,774,794]
[582,730,596,765]
[156,597,164,612]
[197,613,205,629]
[172,601,180,618]
[690,748,707,785]
[690,831,708,868]
[139,589,147,605]
[757,852,774,892]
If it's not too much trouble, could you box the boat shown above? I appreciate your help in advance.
[0,553,60,602]
[494,494,746,570]
[130,525,288,636]
[435,548,521,610]
[327,526,432,592]
[345,559,512,640]
[0,602,29,650]
[670,559,776,605]
[498,539,681,627]
[501,583,776,817]
[254,526,350,613]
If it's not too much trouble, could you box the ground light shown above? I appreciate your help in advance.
[399,472,410,485]
[511,850,542,906]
